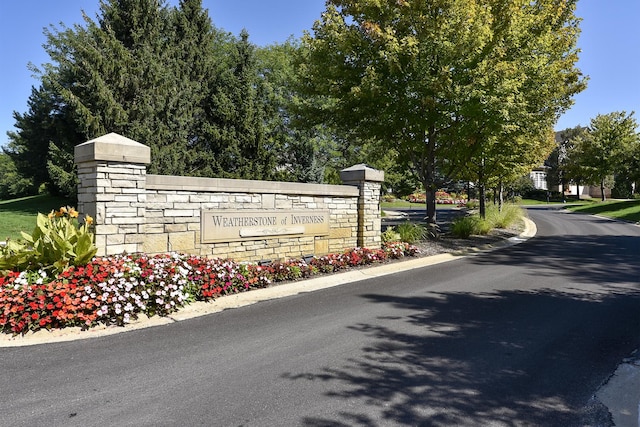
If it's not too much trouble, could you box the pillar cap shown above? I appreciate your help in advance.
[75,132,151,164]
[340,164,384,183]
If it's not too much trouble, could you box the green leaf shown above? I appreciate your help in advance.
[20,231,34,244]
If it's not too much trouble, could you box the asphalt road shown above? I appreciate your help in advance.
[1,206,639,426]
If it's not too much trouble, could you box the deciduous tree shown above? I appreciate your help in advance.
[299,0,585,222]
[572,111,639,201]
[546,126,585,201]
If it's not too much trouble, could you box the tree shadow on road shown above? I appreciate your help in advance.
[281,209,640,426]
[283,286,640,426]
[471,231,640,286]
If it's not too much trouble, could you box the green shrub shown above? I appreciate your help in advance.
[451,215,491,238]
[485,203,524,229]
[381,226,401,243]
[477,217,493,235]
[396,221,426,244]
[0,206,96,274]
[466,199,480,209]
[450,216,476,238]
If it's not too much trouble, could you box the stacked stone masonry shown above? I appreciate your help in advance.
[74,133,383,262]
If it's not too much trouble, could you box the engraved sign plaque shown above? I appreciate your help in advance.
[201,210,330,243]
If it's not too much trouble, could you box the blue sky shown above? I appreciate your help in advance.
[1,0,638,148]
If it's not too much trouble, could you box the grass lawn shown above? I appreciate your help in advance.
[3,195,637,241]
[519,199,567,205]
[0,195,76,241]
[381,201,463,210]
[566,199,640,223]
[518,197,587,206]
[381,200,425,209]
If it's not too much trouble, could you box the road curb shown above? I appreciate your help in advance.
[0,217,537,347]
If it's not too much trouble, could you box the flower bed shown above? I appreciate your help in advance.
[436,190,468,205]
[406,190,468,205]
[0,242,418,335]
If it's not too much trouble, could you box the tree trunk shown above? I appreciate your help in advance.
[575,179,581,200]
[478,160,486,219]
[424,127,437,224]
[498,180,504,212]
[479,183,486,219]
[425,187,437,224]
[600,178,606,201]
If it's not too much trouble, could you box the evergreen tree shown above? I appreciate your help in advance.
[154,0,222,176]
[4,86,56,191]
[0,153,35,199]
[4,83,82,195]
[201,30,277,179]
[6,0,303,195]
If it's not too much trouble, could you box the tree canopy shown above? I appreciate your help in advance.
[546,126,585,200]
[3,0,589,210]
[298,0,585,221]
[4,0,321,197]
[569,111,639,200]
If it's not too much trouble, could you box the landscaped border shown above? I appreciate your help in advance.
[0,242,418,336]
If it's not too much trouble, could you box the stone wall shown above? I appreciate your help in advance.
[75,133,384,262]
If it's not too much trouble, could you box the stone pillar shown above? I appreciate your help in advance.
[340,164,384,248]
[74,133,151,256]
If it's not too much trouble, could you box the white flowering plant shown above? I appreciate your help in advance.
[1,244,419,335]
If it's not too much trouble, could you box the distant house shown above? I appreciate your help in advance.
[529,166,549,190]
[530,130,612,199]
[530,164,609,198]
[568,184,611,199]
